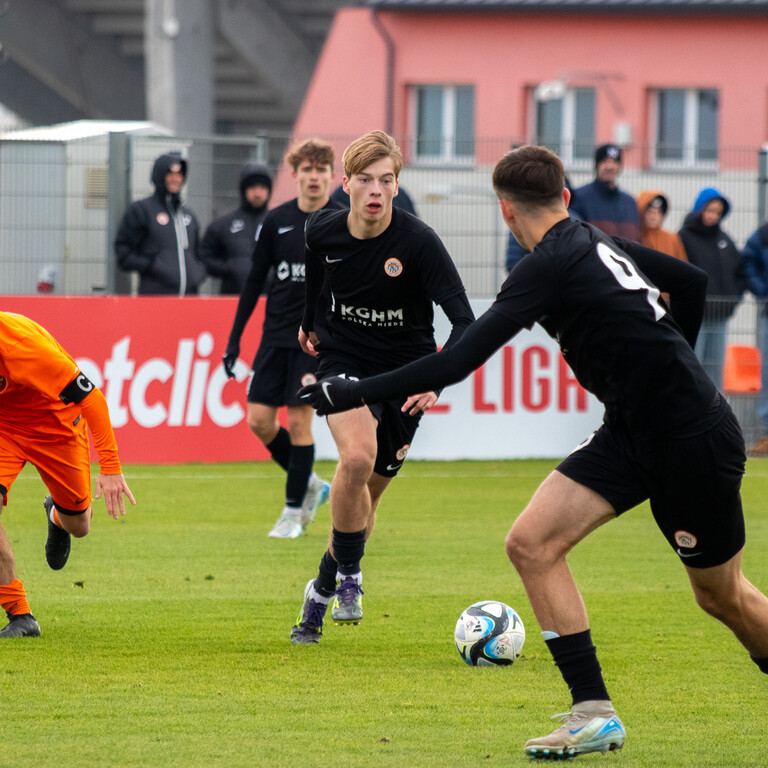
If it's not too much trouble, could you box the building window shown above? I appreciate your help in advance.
[652,88,718,166]
[532,86,595,165]
[412,85,474,163]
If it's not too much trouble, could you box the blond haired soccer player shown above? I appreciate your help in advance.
[223,139,340,539]
[291,130,474,643]
[0,311,135,638]
[300,145,768,758]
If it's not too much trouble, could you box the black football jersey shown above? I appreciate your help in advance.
[253,198,340,347]
[487,219,717,434]
[356,218,717,438]
[304,207,468,371]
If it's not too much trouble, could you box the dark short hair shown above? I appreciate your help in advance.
[492,145,565,208]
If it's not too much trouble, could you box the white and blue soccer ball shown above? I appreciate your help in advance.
[454,600,525,667]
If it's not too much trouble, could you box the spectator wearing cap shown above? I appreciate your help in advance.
[570,143,640,241]
[200,162,273,295]
[678,187,744,388]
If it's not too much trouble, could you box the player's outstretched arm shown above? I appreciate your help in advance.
[299,309,517,415]
[298,374,363,415]
[94,473,136,519]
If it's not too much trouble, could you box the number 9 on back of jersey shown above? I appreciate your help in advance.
[454,600,525,666]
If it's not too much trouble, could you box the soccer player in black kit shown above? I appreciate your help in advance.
[299,146,768,758]
[291,131,474,643]
[223,139,339,538]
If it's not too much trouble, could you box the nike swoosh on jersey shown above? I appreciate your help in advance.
[676,549,701,558]
[325,255,343,263]
[277,226,294,234]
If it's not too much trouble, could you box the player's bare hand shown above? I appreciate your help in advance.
[298,328,319,358]
[402,391,438,416]
[94,473,136,520]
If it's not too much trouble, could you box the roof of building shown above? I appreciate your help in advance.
[361,0,768,10]
[0,120,175,142]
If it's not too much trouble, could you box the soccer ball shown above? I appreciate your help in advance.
[454,600,525,666]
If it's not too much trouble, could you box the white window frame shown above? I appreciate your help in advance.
[410,85,475,166]
[650,88,718,169]
[529,85,595,168]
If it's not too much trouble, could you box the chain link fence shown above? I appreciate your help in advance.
[0,126,765,443]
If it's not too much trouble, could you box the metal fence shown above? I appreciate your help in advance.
[0,127,765,442]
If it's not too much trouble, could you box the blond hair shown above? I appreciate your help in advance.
[342,130,403,178]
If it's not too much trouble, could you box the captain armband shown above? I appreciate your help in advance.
[59,373,96,405]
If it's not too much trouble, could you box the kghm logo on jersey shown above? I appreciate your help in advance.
[300,373,317,387]
[674,530,697,549]
[276,260,306,282]
[384,258,403,277]
[339,303,404,327]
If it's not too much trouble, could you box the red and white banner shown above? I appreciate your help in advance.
[0,296,603,463]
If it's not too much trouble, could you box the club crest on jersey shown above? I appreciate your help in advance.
[156,212,170,226]
[674,530,697,549]
[300,373,317,387]
[0,375,7,393]
[230,219,244,234]
[396,444,410,461]
[384,258,403,277]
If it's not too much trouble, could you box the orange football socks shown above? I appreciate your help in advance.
[0,578,31,616]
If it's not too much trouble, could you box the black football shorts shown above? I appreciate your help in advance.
[557,395,746,569]
[317,355,423,478]
[248,345,319,407]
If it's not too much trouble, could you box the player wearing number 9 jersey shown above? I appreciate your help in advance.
[299,145,768,758]
[0,311,135,638]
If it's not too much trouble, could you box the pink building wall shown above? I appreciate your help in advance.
[272,6,767,203]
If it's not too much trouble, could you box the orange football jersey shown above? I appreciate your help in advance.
[0,311,87,438]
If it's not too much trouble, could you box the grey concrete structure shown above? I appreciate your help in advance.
[0,0,353,138]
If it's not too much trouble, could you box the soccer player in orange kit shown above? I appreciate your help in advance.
[0,311,135,638]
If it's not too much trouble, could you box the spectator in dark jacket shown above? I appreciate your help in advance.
[570,143,640,241]
[199,162,272,295]
[678,187,744,388]
[115,152,205,296]
[739,221,768,455]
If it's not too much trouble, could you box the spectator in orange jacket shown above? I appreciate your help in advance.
[636,191,687,261]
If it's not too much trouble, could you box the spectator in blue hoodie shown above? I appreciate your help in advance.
[739,221,768,455]
[678,187,744,388]
[570,144,640,241]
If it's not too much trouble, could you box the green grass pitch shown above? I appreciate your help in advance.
[3,458,767,767]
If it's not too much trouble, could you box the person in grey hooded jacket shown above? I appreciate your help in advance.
[115,152,205,296]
